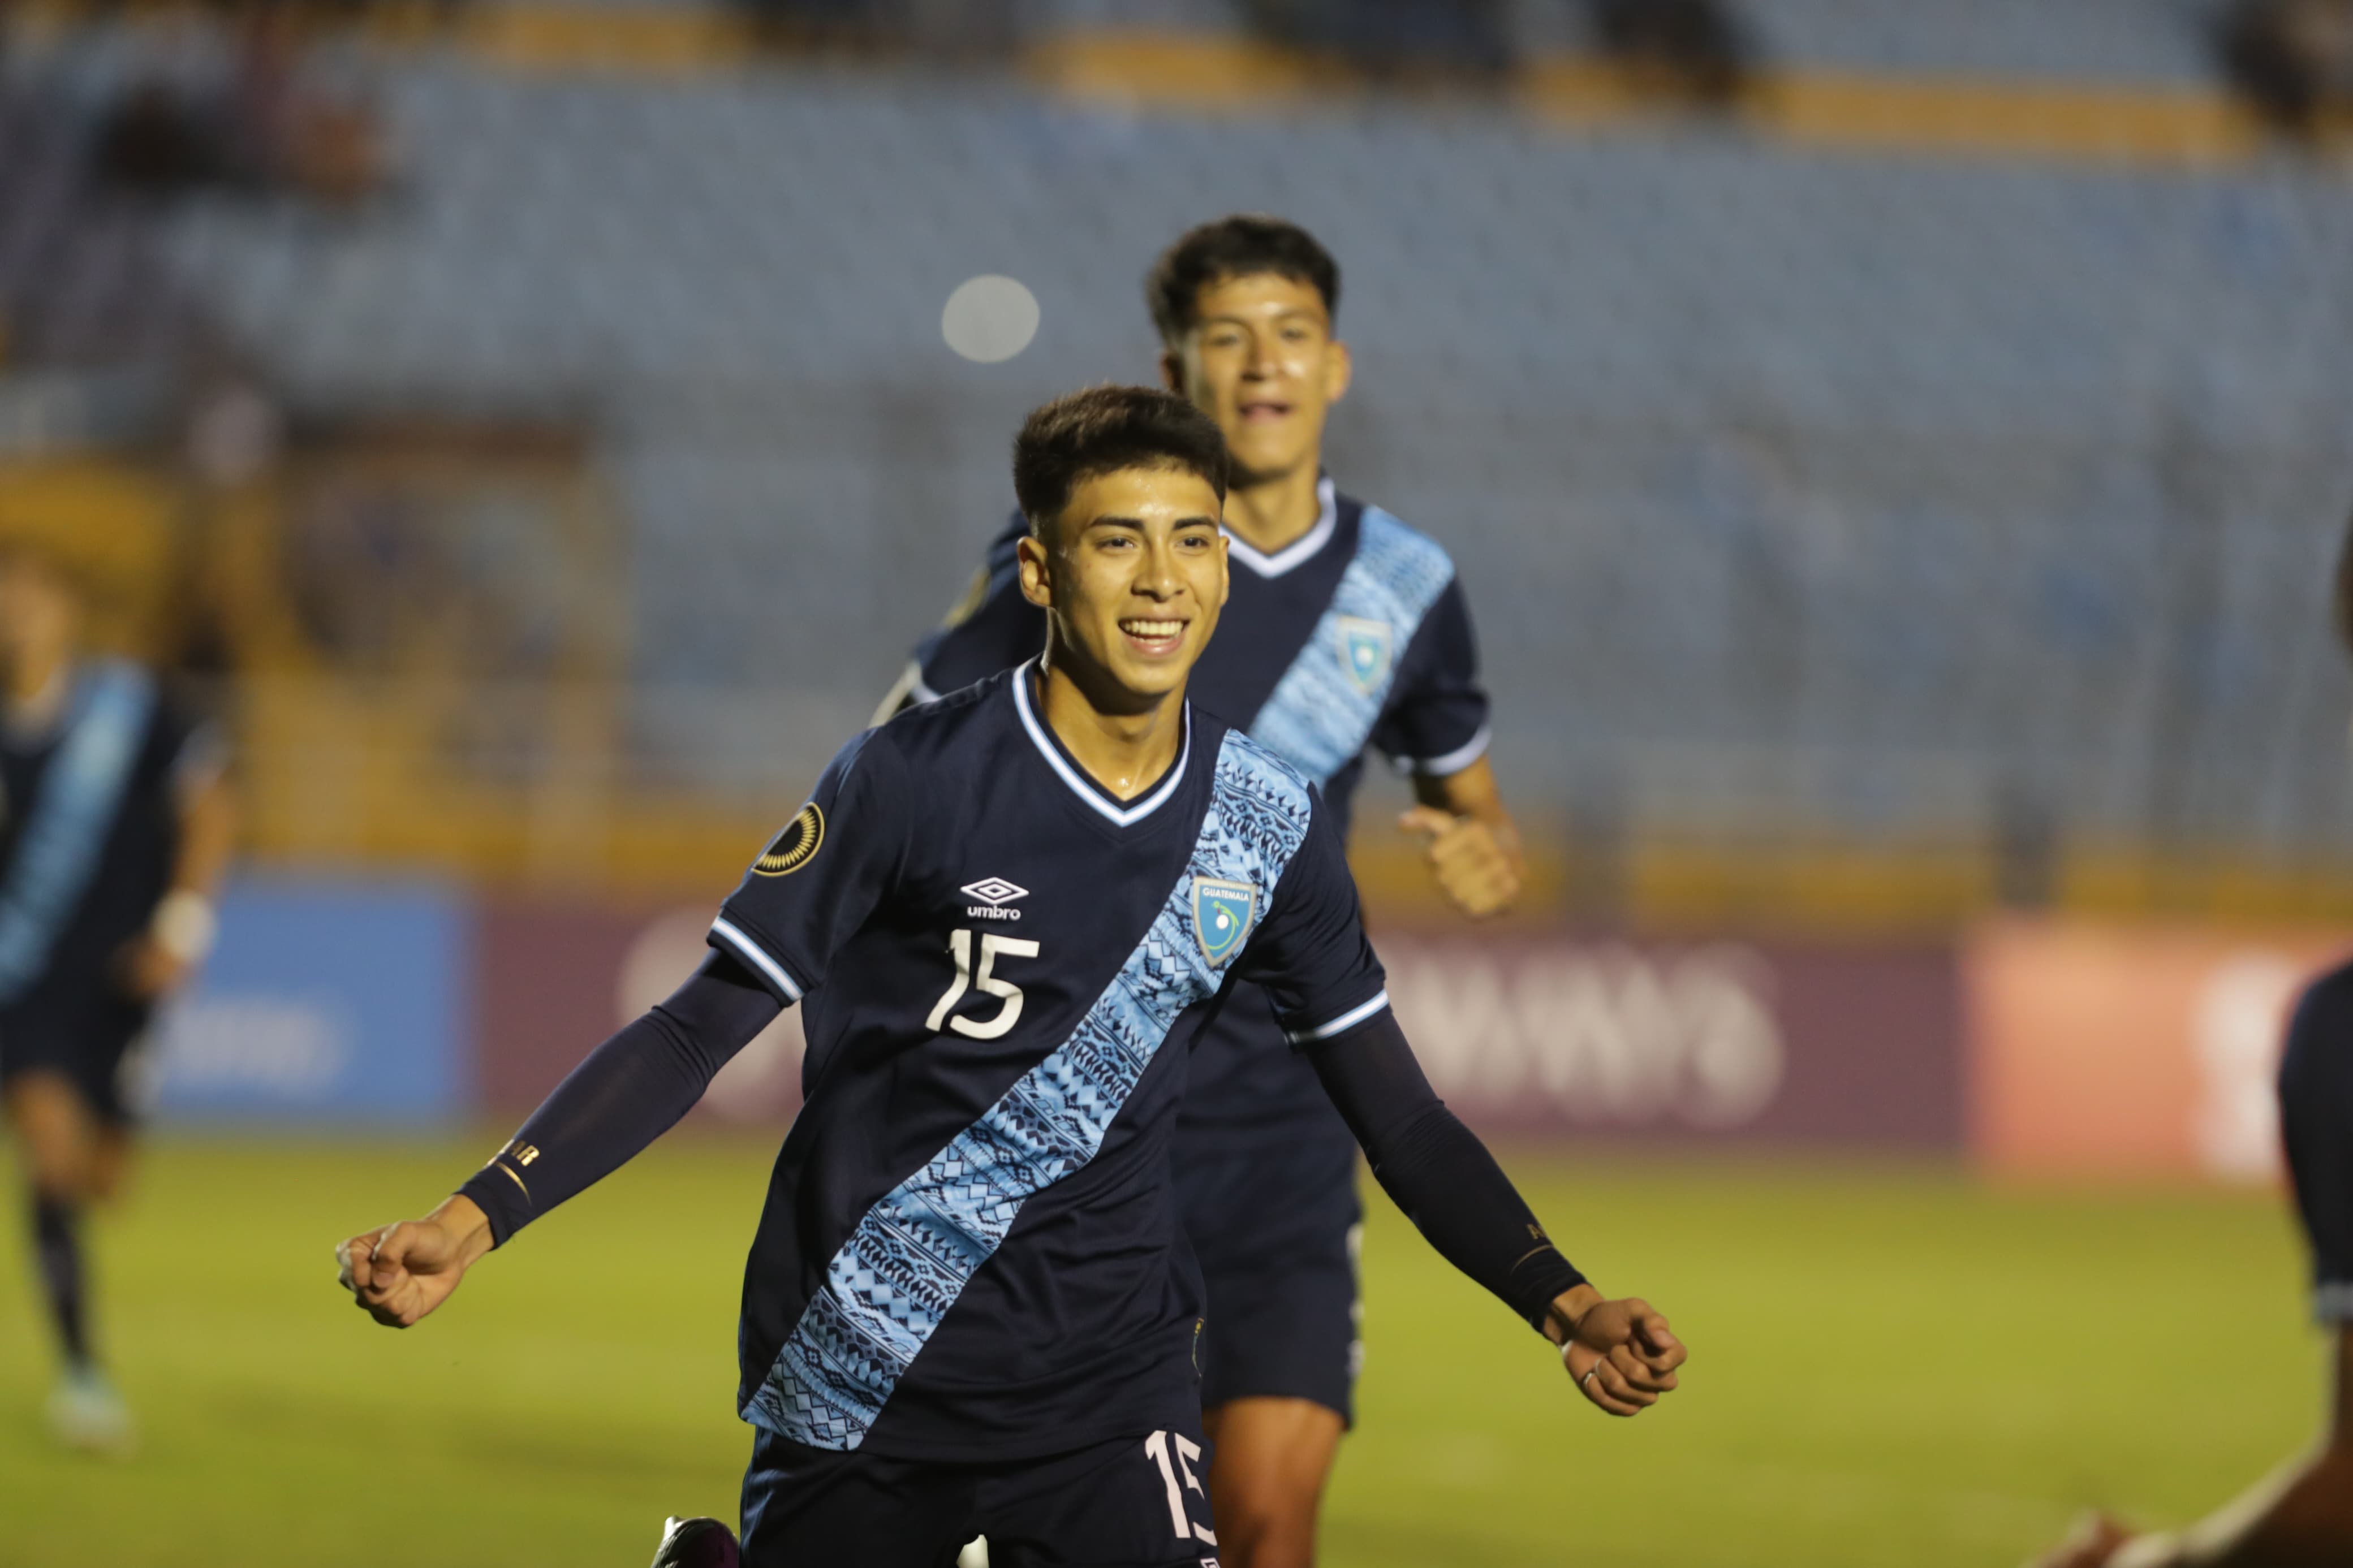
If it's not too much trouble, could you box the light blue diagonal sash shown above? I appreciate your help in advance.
[744,733,1316,1450]
[1246,506,1455,785]
[0,660,156,1005]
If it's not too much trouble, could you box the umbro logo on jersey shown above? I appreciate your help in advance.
[962,876,1028,921]
[1335,616,1392,694]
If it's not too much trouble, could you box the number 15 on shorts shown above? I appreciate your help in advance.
[1144,1429,1218,1558]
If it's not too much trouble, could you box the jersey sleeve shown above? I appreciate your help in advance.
[910,512,1048,701]
[1234,795,1390,1046]
[2281,967,2353,1323]
[133,685,224,805]
[1368,577,1492,777]
[708,730,910,1005]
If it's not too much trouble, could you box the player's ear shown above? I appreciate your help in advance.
[1158,346,1186,397]
[1322,338,1353,406]
[1015,530,1054,610]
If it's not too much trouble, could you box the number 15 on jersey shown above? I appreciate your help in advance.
[925,929,1040,1039]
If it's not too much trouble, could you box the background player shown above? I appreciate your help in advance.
[0,542,234,1451]
[882,214,1519,1567]
[2024,523,2353,1567]
[338,387,1685,1567]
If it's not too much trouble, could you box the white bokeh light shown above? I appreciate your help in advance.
[941,274,1040,363]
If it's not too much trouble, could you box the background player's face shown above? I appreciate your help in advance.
[1162,273,1352,487]
[0,552,82,680]
[1019,465,1229,708]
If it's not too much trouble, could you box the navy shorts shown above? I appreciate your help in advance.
[2282,965,2353,1324]
[0,986,153,1129]
[1176,1130,1362,1424]
[740,1423,1219,1568]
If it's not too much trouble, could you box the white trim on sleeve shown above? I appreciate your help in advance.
[1284,989,1391,1046]
[710,917,805,1002]
[1400,723,1491,779]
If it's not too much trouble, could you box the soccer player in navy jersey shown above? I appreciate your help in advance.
[2027,529,2353,1568]
[0,543,235,1452]
[879,215,1520,1567]
[338,386,1686,1567]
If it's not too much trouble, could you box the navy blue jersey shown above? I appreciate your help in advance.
[0,660,209,1018]
[909,482,1486,1148]
[707,665,1389,1459]
[2282,959,2353,1325]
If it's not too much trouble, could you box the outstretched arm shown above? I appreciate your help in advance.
[1306,1010,1686,1418]
[336,951,781,1328]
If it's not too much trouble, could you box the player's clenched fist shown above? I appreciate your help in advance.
[1398,806,1523,919]
[335,1195,494,1329]
[1550,1290,1687,1419]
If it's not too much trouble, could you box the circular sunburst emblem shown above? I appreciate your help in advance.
[753,804,824,876]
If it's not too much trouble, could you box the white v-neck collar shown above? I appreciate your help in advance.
[1223,476,1338,580]
[1011,659,1192,828]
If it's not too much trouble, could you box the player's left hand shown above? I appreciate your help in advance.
[2027,1513,2136,1568]
[116,935,192,1003]
[336,1198,492,1328]
[1398,806,1522,919]
[1554,1293,1686,1418]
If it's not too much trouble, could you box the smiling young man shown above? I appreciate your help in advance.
[338,387,1684,1567]
[882,217,1519,1567]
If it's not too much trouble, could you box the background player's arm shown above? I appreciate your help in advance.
[1398,754,1524,919]
[122,750,237,1001]
[1377,577,1523,918]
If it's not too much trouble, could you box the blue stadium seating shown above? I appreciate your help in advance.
[48,42,2352,853]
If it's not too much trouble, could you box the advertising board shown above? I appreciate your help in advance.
[1379,931,1963,1147]
[148,878,471,1124]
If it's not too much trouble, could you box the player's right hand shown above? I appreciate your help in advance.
[336,1198,490,1328]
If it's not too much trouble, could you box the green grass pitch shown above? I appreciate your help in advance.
[0,1137,2325,1566]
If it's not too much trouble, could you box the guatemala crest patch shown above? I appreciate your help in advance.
[1191,877,1258,967]
[1335,615,1393,694]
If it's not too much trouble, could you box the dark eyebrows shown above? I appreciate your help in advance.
[1199,307,1326,331]
[1078,513,1221,536]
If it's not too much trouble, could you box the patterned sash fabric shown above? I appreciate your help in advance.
[1244,507,1454,785]
[744,735,1316,1450]
[0,661,156,1005]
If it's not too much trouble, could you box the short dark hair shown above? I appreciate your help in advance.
[1013,385,1229,539]
[1147,214,1341,343]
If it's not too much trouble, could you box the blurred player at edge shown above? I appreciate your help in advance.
[2028,525,2353,1567]
[0,543,234,1450]
[877,215,1517,1568]
[339,388,1686,1567]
